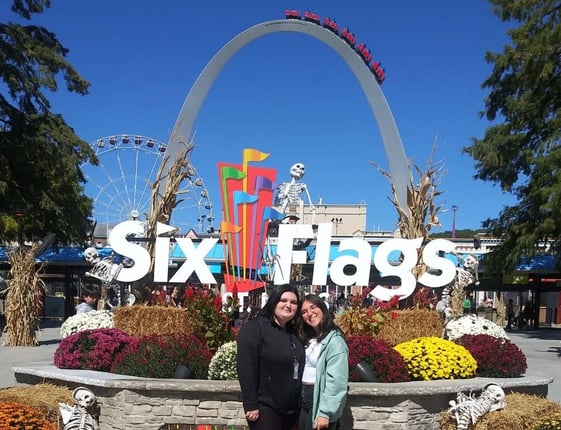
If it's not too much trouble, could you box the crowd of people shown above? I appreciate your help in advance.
[506,298,536,330]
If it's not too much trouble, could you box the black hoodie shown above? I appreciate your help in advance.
[237,316,305,414]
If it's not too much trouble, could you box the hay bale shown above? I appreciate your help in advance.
[440,393,561,430]
[113,305,197,338]
[0,383,73,424]
[376,308,443,346]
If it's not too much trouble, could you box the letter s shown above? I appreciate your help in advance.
[418,239,456,288]
[108,220,150,282]
[371,238,422,301]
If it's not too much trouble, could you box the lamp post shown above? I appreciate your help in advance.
[451,205,458,239]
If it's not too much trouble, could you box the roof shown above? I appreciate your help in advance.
[0,246,118,265]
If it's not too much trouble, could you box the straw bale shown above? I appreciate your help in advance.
[440,393,561,430]
[113,305,197,337]
[376,308,443,346]
[0,383,73,425]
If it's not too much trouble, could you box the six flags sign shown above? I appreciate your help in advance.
[109,220,457,302]
[108,149,457,301]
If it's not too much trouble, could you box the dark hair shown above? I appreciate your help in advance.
[298,294,341,345]
[259,284,301,332]
[82,284,100,300]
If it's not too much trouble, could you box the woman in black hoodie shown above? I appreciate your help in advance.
[237,284,305,429]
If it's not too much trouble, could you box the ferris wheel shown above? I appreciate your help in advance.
[82,134,214,235]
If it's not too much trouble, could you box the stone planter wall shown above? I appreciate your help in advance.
[13,363,551,430]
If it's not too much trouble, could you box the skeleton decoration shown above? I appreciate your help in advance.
[274,163,316,216]
[83,247,122,284]
[448,383,506,430]
[59,387,99,430]
[437,254,480,322]
[83,247,125,309]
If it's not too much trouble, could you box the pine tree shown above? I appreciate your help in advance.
[463,0,561,273]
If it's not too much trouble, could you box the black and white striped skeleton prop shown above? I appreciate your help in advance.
[448,383,506,430]
[436,254,480,322]
[83,247,122,284]
[59,387,99,430]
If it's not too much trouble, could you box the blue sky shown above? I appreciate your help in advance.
[14,1,515,233]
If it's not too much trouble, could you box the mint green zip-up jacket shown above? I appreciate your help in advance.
[312,330,349,424]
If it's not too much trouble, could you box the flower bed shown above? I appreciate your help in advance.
[43,300,552,428]
[12,362,553,430]
[0,401,57,430]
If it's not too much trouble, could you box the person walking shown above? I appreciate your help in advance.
[463,295,471,315]
[298,294,349,430]
[236,285,305,430]
[506,299,515,330]
[521,300,534,329]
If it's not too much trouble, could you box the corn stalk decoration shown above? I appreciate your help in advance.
[145,141,196,274]
[370,143,445,280]
[4,244,45,346]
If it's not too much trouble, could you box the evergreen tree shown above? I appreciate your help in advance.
[0,0,97,244]
[463,0,561,274]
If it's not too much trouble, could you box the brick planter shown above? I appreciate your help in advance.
[13,363,551,430]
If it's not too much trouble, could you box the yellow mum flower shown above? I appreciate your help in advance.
[394,336,477,381]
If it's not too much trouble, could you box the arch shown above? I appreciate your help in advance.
[162,19,409,211]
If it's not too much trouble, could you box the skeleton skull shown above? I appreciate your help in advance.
[83,247,100,264]
[462,254,478,271]
[484,383,506,411]
[73,387,97,408]
[289,163,305,180]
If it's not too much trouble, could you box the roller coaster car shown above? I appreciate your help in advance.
[371,61,386,84]
[357,45,372,64]
[322,17,339,34]
[285,9,301,19]
[342,30,356,48]
[304,11,320,24]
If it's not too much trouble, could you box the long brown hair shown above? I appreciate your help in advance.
[298,293,341,345]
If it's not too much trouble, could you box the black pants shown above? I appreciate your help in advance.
[299,385,339,430]
[248,406,296,430]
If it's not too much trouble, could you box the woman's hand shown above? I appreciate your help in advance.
[314,416,329,429]
[245,409,259,422]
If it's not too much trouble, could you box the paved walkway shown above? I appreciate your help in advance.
[1,320,560,402]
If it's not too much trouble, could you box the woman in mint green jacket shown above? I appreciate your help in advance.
[298,294,349,430]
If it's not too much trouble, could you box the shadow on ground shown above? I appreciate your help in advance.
[507,328,561,340]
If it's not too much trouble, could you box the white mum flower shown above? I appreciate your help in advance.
[208,341,238,380]
[443,314,508,341]
[60,310,114,338]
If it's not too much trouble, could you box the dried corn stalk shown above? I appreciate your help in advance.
[450,283,465,319]
[145,141,196,273]
[370,142,445,279]
[4,244,45,346]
